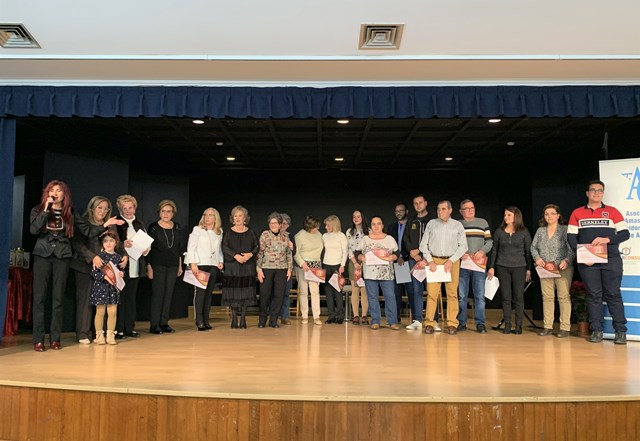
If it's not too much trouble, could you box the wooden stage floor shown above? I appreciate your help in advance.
[1,311,639,404]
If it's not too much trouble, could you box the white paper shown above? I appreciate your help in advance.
[328,273,344,291]
[126,229,154,260]
[393,262,412,284]
[108,261,126,292]
[484,276,500,300]
[425,265,452,283]
[535,266,561,279]
[576,244,608,264]
[304,269,326,283]
[460,256,487,273]
[356,278,365,287]
[183,269,210,289]
[411,266,427,282]
[365,251,388,265]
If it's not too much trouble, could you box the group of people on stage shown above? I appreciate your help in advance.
[28,178,630,351]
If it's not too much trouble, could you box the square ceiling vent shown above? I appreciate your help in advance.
[0,24,40,48]
[359,24,404,50]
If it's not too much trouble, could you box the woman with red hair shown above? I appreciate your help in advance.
[29,180,76,352]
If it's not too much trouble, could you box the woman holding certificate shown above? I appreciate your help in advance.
[355,216,401,330]
[487,206,532,335]
[147,200,184,335]
[346,210,370,325]
[256,212,292,328]
[531,204,575,338]
[71,196,125,345]
[184,208,224,331]
[322,215,348,324]
[222,205,259,329]
[294,216,324,325]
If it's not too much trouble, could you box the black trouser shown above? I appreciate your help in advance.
[259,268,287,325]
[32,255,70,344]
[73,270,94,340]
[150,265,178,326]
[324,264,344,320]
[117,277,140,333]
[579,258,627,333]
[496,265,526,327]
[193,265,220,325]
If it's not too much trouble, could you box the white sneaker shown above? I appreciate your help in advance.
[434,323,442,332]
[78,338,91,344]
[314,318,322,325]
[405,320,422,330]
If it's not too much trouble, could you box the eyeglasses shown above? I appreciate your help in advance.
[394,210,406,214]
[460,207,475,211]
[588,188,604,194]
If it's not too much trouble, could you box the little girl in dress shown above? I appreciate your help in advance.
[90,231,124,345]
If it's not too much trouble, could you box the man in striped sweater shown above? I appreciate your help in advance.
[457,199,493,333]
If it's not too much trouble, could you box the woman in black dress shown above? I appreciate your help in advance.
[222,205,259,329]
[147,200,184,334]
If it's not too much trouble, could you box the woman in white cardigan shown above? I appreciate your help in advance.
[184,208,224,330]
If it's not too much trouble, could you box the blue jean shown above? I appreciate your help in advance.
[364,279,397,325]
[457,268,486,326]
[407,259,426,322]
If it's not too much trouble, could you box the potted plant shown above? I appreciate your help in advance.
[570,280,590,336]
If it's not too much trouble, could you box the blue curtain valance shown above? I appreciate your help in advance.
[2,85,640,119]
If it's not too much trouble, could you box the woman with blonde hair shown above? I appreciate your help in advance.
[222,205,259,329]
[185,207,224,330]
[71,195,124,344]
[294,216,324,325]
[114,194,149,339]
[147,199,184,334]
[322,215,348,324]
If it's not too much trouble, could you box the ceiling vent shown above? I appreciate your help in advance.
[359,24,404,50]
[0,24,40,48]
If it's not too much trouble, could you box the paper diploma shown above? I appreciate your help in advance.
[365,250,389,265]
[103,261,126,292]
[126,229,154,260]
[328,273,345,291]
[535,262,561,279]
[577,244,608,264]
[183,269,210,289]
[354,268,365,287]
[460,254,487,273]
[425,265,452,283]
[304,268,326,283]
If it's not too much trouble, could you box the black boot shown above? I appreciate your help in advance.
[231,308,239,329]
[240,306,247,329]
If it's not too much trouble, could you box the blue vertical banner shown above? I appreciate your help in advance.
[599,158,640,341]
[0,118,17,342]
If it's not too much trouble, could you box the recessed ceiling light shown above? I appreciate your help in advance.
[506,141,516,146]
[337,119,350,124]
[335,157,344,162]
[216,141,224,146]
[192,119,205,125]
[445,157,453,161]
[226,156,235,161]
[488,119,501,124]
